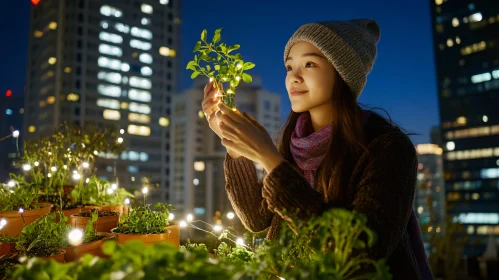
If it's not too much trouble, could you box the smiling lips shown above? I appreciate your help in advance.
[290,88,308,96]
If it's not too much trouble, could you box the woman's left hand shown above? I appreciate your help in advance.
[216,103,284,172]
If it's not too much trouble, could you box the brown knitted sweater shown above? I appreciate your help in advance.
[224,114,425,279]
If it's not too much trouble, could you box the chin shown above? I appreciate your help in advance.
[291,104,309,113]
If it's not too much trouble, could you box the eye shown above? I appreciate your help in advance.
[285,65,292,72]
[305,62,315,68]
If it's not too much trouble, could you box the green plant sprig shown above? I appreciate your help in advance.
[186,28,255,109]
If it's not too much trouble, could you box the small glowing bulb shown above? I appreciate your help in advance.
[236,63,242,69]
[93,150,98,155]
[0,218,6,229]
[68,229,84,246]
[117,137,123,143]
[236,238,245,246]
[73,170,78,174]
[85,178,90,183]
[124,198,130,205]
[63,165,68,169]
[120,129,125,134]
[7,181,15,187]
[179,221,187,228]
[227,212,235,220]
[12,130,20,138]
[47,173,52,178]
[73,173,81,180]
[168,213,174,220]
[235,76,241,81]
[23,164,31,171]
[483,115,488,123]
[186,214,193,222]
[209,77,213,82]
[82,162,89,168]
[111,183,118,190]
[106,188,114,195]
[34,161,39,167]
[19,208,24,214]
[48,152,52,155]
[51,166,57,172]
[142,187,148,195]
[213,225,222,232]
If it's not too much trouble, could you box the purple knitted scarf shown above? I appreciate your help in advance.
[289,110,433,279]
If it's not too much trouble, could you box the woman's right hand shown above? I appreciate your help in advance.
[202,80,242,158]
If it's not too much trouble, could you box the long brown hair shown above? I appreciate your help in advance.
[277,70,369,205]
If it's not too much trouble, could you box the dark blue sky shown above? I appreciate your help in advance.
[1,0,440,144]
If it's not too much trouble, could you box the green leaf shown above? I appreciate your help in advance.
[242,73,252,83]
[228,44,240,53]
[193,41,201,52]
[186,61,196,71]
[214,65,220,70]
[243,62,255,70]
[191,71,201,79]
[201,29,207,41]
[206,65,211,71]
[213,28,222,44]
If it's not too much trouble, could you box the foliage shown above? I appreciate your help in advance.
[71,176,133,206]
[180,242,209,258]
[83,212,100,244]
[15,212,71,257]
[0,235,18,244]
[215,242,254,265]
[0,179,41,212]
[114,203,175,234]
[186,28,255,109]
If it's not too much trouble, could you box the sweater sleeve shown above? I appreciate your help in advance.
[262,131,417,259]
[224,152,274,232]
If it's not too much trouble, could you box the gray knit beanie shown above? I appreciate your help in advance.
[284,19,381,99]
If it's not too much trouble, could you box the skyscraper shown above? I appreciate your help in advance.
[0,91,24,182]
[24,0,180,198]
[430,0,499,256]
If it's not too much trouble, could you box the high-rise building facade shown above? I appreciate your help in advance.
[0,92,24,182]
[24,0,180,199]
[171,77,281,220]
[430,0,499,255]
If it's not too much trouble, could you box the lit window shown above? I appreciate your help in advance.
[481,168,499,179]
[452,18,459,27]
[129,102,151,114]
[141,17,151,25]
[5,109,13,115]
[103,109,121,120]
[100,5,122,18]
[139,53,153,64]
[454,213,499,224]
[483,115,488,123]
[471,72,491,84]
[48,57,57,65]
[47,96,55,104]
[131,27,152,40]
[28,125,36,133]
[67,93,79,101]
[128,124,151,136]
[141,66,152,76]
[99,44,122,57]
[121,102,129,109]
[492,70,499,79]
[64,67,71,73]
[159,117,170,127]
[446,141,455,151]
[114,23,130,33]
[97,84,121,97]
[417,206,423,214]
[98,71,122,84]
[48,22,57,30]
[128,113,151,123]
[129,89,151,102]
[129,76,152,89]
[140,152,148,161]
[101,21,109,29]
[130,39,151,50]
[141,4,153,14]
[455,37,461,44]
[435,0,443,5]
[34,30,43,38]
[98,57,122,71]
[159,46,176,57]
[99,31,123,44]
[469,12,482,23]
[128,165,139,173]
[97,98,120,109]
[160,0,169,4]
[121,63,130,72]
[460,41,486,56]
[194,161,205,171]
[446,38,454,47]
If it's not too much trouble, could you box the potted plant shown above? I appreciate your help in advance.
[15,211,70,262]
[71,176,133,216]
[0,234,17,257]
[0,179,52,237]
[63,212,115,262]
[69,208,120,233]
[112,203,179,247]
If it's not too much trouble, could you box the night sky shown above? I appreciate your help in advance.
[1,0,440,144]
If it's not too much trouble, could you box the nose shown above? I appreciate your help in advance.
[287,68,304,85]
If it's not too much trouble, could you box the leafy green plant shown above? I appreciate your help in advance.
[186,28,255,109]
[71,176,133,206]
[181,242,209,258]
[215,242,254,265]
[15,212,71,257]
[0,179,41,212]
[114,203,175,234]
[83,212,100,244]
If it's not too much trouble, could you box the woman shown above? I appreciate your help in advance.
[201,19,433,279]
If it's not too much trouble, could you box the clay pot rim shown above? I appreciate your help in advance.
[111,227,173,236]
[0,203,53,215]
[70,212,120,218]
[64,232,115,249]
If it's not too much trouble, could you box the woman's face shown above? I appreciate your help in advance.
[285,41,336,114]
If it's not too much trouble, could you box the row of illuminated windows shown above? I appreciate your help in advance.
[121,150,149,161]
[453,213,499,224]
[444,168,499,180]
[445,125,499,140]
[467,225,499,236]
[447,191,497,201]
[471,70,499,84]
[99,103,169,126]
[446,147,499,161]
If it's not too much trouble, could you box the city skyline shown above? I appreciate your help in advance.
[2,0,439,145]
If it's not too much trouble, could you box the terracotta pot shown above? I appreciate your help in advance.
[69,213,119,233]
[113,225,180,248]
[42,249,66,263]
[63,233,115,262]
[60,207,82,222]
[84,205,124,216]
[0,243,16,257]
[0,203,53,237]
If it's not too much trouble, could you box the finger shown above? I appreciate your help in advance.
[242,112,266,131]
[221,137,235,149]
[203,80,215,98]
[216,110,240,130]
[217,103,244,124]
[219,122,238,140]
